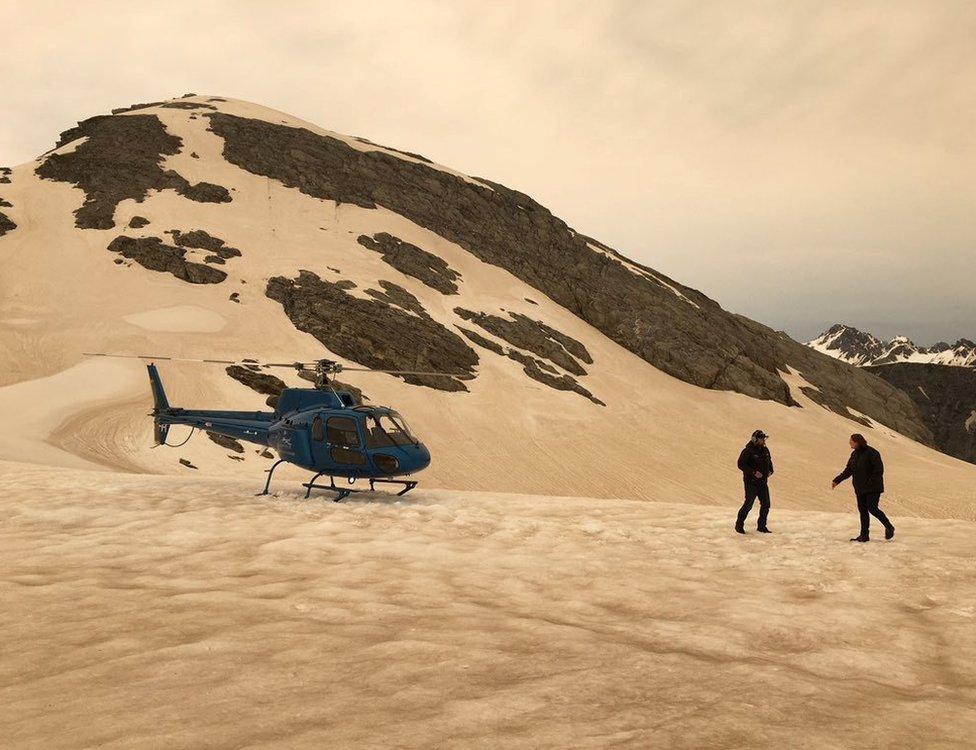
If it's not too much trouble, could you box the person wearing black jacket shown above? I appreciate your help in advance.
[735,429,774,534]
[832,433,894,542]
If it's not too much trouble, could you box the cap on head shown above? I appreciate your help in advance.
[752,429,769,440]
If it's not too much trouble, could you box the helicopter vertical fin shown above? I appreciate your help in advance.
[147,363,171,445]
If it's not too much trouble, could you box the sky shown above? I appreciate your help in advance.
[2,0,973,344]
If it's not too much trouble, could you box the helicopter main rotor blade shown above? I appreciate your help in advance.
[338,366,471,377]
[82,353,469,378]
[83,352,315,369]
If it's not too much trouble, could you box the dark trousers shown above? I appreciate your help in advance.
[737,482,770,529]
[856,492,892,539]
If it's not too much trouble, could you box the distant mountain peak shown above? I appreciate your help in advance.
[808,325,976,368]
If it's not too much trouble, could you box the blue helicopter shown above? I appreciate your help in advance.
[85,353,455,501]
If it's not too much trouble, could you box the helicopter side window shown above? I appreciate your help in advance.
[331,446,366,466]
[364,412,417,447]
[326,416,361,447]
[365,415,396,448]
[311,416,324,442]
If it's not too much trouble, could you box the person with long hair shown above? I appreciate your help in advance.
[832,433,894,542]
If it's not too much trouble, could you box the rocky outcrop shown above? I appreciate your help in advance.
[207,112,930,442]
[506,348,604,406]
[457,326,602,405]
[866,364,976,465]
[357,232,461,294]
[266,270,477,392]
[0,210,15,237]
[353,136,433,164]
[365,280,428,317]
[160,101,217,111]
[128,216,150,228]
[107,236,227,284]
[454,308,591,376]
[111,102,164,114]
[167,229,242,266]
[0,167,12,184]
[36,114,231,229]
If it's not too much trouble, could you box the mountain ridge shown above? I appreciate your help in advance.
[809,323,976,368]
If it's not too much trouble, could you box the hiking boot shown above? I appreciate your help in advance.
[757,527,772,533]
[850,536,869,543]
[734,524,746,535]
[885,526,895,540]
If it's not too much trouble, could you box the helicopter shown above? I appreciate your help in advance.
[84,353,462,501]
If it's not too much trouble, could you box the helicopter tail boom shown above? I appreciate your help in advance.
[147,363,171,445]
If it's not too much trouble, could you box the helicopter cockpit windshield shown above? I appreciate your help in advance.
[364,410,418,447]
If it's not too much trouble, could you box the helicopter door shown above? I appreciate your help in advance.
[324,416,367,471]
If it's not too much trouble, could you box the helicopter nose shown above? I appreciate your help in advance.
[408,443,430,471]
[401,443,431,473]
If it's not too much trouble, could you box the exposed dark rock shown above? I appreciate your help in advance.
[110,102,164,114]
[128,215,150,228]
[525,298,538,305]
[168,229,241,259]
[266,270,477,391]
[107,235,227,284]
[208,97,228,103]
[179,458,198,469]
[866,364,976,465]
[36,114,231,229]
[260,449,274,459]
[204,255,225,265]
[457,326,505,355]
[366,280,428,316]
[226,364,286,397]
[160,101,217,111]
[455,308,589,375]
[0,198,11,208]
[800,386,872,427]
[207,431,245,453]
[228,455,244,461]
[0,211,15,237]
[190,152,200,159]
[113,258,124,265]
[457,326,600,404]
[357,232,461,294]
[353,136,433,164]
[229,292,240,303]
[207,112,930,441]
[506,349,604,406]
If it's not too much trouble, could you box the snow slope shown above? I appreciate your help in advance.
[1,460,974,749]
[1,95,973,513]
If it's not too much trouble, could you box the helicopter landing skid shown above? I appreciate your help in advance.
[301,472,418,502]
[256,459,287,497]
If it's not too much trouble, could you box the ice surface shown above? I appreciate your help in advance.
[1,461,974,748]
